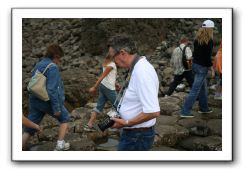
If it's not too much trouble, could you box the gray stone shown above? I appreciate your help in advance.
[179,136,222,151]
[159,102,181,116]
[151,145,179,151]
[207,119,222,136]
[155,124,189,147]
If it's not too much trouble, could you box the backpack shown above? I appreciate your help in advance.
[179,45,192,70]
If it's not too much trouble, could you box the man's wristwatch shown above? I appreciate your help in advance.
[125,120,129,126]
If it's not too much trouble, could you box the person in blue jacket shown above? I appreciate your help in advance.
[22,44,70,151]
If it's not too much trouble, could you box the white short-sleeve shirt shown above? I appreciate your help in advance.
[101,62,117,90]
[118,57,160,128]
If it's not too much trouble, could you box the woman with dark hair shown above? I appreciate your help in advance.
[22,44,70,151]
[180,20,215,117]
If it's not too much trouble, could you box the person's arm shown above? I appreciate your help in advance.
[112,111,160,128]
[89,66,113,93]
[46,65,61,116]
[186,47,193,60]
[22,115,42,133]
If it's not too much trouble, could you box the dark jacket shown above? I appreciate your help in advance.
[193,39,213,67]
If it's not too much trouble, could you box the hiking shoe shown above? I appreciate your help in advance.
[180,114,194,118]
[83,124,96,132]
[198,109,213,114]
[54,141,70,151]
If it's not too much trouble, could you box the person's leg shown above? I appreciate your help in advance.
[87,112,97,128]
[214,74,222,100]
[117,130,139,151]
[184,70,194,87]
[166,74,184,96]
[198,78,210,112]
[22,98,45,149]
[104,86,117,108]
[118,128,155,151]
[51,106,70,150]
[88,84,107,128]
[58,122,69,140]
[137,128,155,151]
[180,64,208,116]
[22,132,31,150]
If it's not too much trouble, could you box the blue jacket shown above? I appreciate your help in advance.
[30,57,65,113]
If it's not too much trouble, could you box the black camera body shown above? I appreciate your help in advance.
[98,109,120,132]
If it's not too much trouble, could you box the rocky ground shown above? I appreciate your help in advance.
[22,18,222,151]
[26,90,222,151]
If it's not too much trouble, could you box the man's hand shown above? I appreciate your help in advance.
[111,118,126,129]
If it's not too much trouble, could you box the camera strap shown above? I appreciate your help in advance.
[113,54,142,112]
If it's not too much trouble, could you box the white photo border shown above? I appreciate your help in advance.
[12,8,232,161]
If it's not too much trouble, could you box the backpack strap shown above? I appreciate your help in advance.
[42,63,55,74]
[179,45,187,55]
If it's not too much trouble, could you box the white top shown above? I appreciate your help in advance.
[118,57,160,128]
[101,62,117,90]
[170,43,192,75]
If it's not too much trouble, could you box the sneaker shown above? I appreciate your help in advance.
[198,109,213,114]
[180,114,194,118]
[54,141,70,151]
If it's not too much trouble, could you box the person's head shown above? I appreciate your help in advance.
[107,35,137,68]
[179,36,189,45]
[103,52,114,67]
[195,20,214,45]
[45,44,64,64]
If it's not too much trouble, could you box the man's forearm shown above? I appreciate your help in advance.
[127,112,160,127]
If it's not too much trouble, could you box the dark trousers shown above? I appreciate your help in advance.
[166,70,194,96]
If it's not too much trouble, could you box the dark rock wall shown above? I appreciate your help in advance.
[22,18,222,114]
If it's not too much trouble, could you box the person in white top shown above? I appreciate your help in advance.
[86,53,120,130]
[165,36,194,96]
[107,35,160,151]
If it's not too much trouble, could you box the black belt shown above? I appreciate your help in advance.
[123,126,154,132]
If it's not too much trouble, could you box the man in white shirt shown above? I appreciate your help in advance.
[107,35,160,151]
[165,36,194,96]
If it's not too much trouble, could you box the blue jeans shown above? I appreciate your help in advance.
[93,83,117,113]
[117,127,155,151]
[181,63,209,115]
[24,95,70,136]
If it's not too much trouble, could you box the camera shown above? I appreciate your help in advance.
[98,109,120,132]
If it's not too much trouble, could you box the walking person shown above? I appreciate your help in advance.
[22,44,70,151]
[180,20,215,117]
[108,35,160,151]
[213,40,222,100]
[85,52,119,130]
[165,36,193,96]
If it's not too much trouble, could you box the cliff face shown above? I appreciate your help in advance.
[22,18,222,113]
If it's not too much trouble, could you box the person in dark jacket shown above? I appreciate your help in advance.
[180,20,215,117]
[22,44,70,151]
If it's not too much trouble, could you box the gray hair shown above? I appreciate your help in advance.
[107,35,137,55]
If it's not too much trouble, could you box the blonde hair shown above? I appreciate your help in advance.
[103,52,114,66]
[195,28,213,45]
